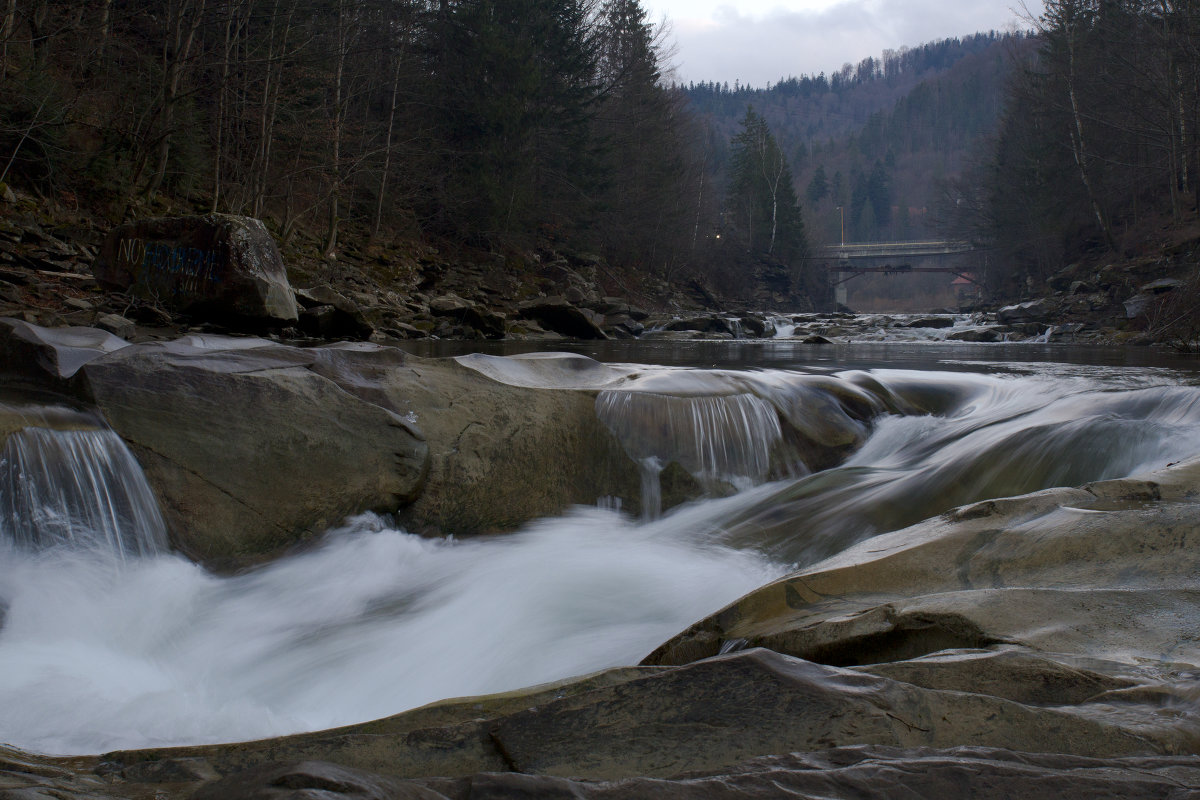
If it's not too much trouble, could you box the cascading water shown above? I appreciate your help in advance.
[4,356,1200,757]
[596,389,786,489]
[0,423,167,559]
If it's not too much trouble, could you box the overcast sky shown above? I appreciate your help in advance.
[642,0,1045,87]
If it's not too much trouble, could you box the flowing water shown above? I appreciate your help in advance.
[2,343,1200,755]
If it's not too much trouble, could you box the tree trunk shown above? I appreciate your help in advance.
[144,0,207,200]
[1064,17,1117,252]
[96,0,112,61]
[0,0,15,84]
[372,51,404,242]
[212,2,237,213]
[323,0,350,258]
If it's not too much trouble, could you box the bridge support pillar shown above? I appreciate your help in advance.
[835,275,848,308]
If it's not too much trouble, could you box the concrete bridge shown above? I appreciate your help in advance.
[823,240,975,259]
[820,240,980,306]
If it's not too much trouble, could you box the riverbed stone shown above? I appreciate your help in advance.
[946,325,1002,342]
[58,646,1200,796]
[11,745,1200,799]
[644,459,1200,677]
[93,214,298,323]
[996,299,1052,324]
[6,416,1200,796]
[0,325,684,557]
[904,315,955,328]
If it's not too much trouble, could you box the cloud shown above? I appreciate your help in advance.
[663,0,1041,87]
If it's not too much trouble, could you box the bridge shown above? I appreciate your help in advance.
[823,240,975,260]
[819,240,980,305]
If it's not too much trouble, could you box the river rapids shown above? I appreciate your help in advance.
[2,354,1199,755]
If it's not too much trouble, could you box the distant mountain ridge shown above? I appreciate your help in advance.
[681,32,1035,246]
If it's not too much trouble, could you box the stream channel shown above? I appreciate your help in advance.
[2,334,1200,755]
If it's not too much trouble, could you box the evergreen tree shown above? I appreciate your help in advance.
[425,0,601,240]
[867,160,892,230]
[591,0,690,271]
[726,106,806,259]
[806,164,829,204]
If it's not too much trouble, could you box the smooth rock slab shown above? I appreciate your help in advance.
[13,745,1200,799]
[200,750,1200,800]
[645,461,1200,702]
[23,647,1200,796]
[0,317,129,380]
[93,214,298,322]
[74,339,429,564]
[2,326,662,557]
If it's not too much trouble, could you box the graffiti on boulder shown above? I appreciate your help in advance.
[95,214,299,321]
[117,238,224,297]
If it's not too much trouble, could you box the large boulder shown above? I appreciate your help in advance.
[73,339,429,565]
[997,299,1053,324]
[93,214,298,322]
[517,297,608,339]
[368,356,647,534]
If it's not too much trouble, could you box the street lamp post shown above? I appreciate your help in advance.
[835,206,844,246]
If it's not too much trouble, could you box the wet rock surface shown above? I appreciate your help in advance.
[9,745,1200,799]
[0,323,678,561]
[2,455,1200,796]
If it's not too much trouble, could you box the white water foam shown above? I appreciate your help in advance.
[0,508,783,755]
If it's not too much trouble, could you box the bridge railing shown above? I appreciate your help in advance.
[823,240,974,258]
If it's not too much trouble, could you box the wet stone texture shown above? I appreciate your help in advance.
[5,329,1200,795]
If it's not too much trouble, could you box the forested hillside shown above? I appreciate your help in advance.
[684,32,1033,247]
[943,0,1200,311]
[1,0,1074,316]
[0,0,731,286]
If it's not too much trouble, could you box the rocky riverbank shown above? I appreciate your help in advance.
[5,197,1194,348]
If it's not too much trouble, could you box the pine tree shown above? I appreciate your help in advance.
[591,0,690,271]
[806,164,829,205]
[425,0,600,240]
[727,106,806,259]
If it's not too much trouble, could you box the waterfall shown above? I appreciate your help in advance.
[0,426,168,559]
[771,316,797,338]
[596,390,783,491]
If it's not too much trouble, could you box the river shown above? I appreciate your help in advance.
[2,337,1199,755]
